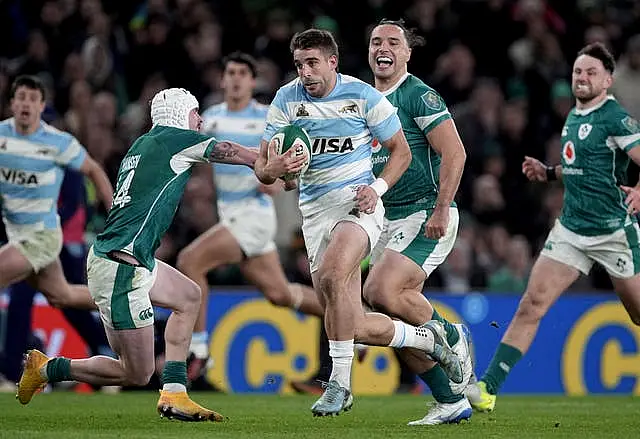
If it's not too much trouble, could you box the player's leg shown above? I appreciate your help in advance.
[176,224,243,375]
[17,249,159,404]
[595,223,640,324]
[472,255,581,412]
[1,282,37,384]
[58,244,113,357]
[0,243,38,288]
[177,224,243,333]
[363,208,472,424]
[310,213,461,415]
[149,260,224,421]
[471,221,587,411]
[240,250,324,317]
[27,258,96,309]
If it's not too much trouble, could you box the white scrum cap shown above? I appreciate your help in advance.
[150,88,199,129]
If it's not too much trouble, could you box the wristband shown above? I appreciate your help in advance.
[370,178,388,197]
[546,166,557,181]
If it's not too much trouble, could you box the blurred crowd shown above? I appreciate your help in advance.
[2,0,640,292]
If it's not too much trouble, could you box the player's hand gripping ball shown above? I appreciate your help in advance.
[268,125,311,181]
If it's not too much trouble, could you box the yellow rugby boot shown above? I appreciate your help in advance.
[157,390,225,422]
[16,349,50,405]
[468,381,496,412]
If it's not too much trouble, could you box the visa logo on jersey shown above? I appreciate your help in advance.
[0,168,39,186]
[311,137,354,155]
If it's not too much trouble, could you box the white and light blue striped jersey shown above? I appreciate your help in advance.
[202,100,270,207]
[0,118,87,240]
[262,73,401,210]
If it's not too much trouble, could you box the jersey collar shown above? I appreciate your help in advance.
[574,95,615,116]
[381,73,410,96]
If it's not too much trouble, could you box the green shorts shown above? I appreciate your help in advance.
[11,227,63,273]
[541,219,640,279]
[370,206,459,275]
[86,246,157,330]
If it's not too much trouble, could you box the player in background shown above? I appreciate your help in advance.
[16,88,265,422]
[0,75,112,309]
[256,29,463,416]
[468,43,640,412]
[363,20,472,425]
[1,170,114,388]
[177,52,324,377]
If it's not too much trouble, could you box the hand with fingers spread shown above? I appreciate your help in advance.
[621,185,640,215]
[522,156,548,182]
[263,139,308,180]
[425,205,449,239]
[354,185,379,215]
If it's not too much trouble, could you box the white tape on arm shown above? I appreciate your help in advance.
[370,178,388,197]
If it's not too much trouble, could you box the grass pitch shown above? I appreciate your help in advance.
[1,391,638,438]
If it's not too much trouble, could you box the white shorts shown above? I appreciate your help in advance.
[541,219,640,279]
[218,199,277,257]
[10,227,63,273]
[301,187,385,273]
[371,207,459,276]
[86,246,158,330]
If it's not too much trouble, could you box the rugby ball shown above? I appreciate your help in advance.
[268,124,311,180]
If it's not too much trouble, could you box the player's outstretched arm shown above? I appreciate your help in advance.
[208,140,258,168]
[80,156,113,211]
[522,156,562,183]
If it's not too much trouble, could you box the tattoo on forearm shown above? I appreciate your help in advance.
[210,142,239,161]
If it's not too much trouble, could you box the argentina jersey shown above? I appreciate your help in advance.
[202,100,270,207]
[263,74,401,209]
[0,118,86,240]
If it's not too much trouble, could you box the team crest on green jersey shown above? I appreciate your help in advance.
[421,91,443,111]
[578,123,592,140]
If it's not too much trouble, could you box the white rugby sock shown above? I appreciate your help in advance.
[388,321,435,353]
[328,339,354,390]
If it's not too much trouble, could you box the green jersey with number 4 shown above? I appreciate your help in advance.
[94,125,217,270]
[559,96,640,236]
[371,74,452,219]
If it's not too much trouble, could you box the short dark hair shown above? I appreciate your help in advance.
[577,42,615,74]
[10,75,46,101]
[222,51,258,77]
[290,28,339,59]
[375,19,426,48]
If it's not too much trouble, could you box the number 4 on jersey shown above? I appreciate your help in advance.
[113,169,135,208]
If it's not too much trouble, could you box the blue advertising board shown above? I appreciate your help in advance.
[201,291,640,395]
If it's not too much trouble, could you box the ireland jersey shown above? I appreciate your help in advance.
[372,74,451,216]
[94,126,216,270]
[559,96,640,236]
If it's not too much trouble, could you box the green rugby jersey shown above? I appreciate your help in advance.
[558,96,640,236]
[372,74,453,218]
[94,126,216,270]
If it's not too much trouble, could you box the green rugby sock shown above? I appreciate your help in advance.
[481,342,523,394]
[45,357,72,382]
[431,309,459,347]
[162,361,187,387]
[418,365,463,403]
